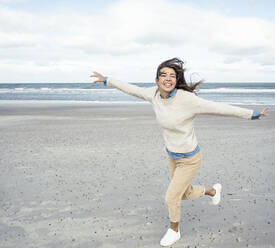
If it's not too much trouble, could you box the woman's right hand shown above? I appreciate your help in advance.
[259,107,269,120]
[90,71,105,83]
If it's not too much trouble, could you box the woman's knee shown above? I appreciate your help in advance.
[183,193,192,200]
[182,185,193,200]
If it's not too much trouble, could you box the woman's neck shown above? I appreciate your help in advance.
[159,89,170,99]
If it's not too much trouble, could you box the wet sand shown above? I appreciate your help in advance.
[0,101,274,248]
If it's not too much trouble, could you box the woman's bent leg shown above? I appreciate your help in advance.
[182,185,205,200]
[169,157,205,201]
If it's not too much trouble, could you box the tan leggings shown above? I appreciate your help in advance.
[165,151,205,222]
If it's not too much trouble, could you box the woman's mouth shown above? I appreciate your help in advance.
[164,83,173,88]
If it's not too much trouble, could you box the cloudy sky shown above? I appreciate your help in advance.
[0,0,275,83]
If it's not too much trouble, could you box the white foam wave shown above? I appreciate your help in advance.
[0,88,118,94]
[200,88,275,93]
[1,87,274,94]
[0,99,273,105]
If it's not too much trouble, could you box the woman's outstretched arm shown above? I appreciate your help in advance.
[90,71,156,103]
[187,92,269,120]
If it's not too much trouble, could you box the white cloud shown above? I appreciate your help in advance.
[0,0,27,3]
[0,0,275,82]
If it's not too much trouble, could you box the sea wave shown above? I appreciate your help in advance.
[1,87,275,94]
[199,88,275,93]
[0,99,273,105]
[0,88,118,93]
[1,86,274,105]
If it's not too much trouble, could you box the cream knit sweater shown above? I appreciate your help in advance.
[107,78,253,153]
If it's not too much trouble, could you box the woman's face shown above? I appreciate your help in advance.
[156,67,177,97]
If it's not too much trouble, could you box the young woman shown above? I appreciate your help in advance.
[90,58,268,247]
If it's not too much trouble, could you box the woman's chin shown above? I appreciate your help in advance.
[164,88,175,92]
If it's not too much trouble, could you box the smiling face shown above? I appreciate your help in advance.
[155,67,177,98]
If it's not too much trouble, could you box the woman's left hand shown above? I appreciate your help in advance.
[259,107,269,119]
[90,71,105,83]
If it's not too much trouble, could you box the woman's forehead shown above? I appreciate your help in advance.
[160,67,176,74]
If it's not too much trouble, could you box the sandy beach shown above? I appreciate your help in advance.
[0,101,274,248]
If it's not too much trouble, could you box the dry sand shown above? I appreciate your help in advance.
[0,101,274,248]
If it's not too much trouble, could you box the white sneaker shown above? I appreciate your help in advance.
[160,228,181,247]
[212,183,222,205]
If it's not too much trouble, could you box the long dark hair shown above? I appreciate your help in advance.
[155,57,202,92]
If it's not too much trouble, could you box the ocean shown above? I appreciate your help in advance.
[0,82,275,105]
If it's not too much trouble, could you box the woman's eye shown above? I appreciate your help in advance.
[159,74,176,78]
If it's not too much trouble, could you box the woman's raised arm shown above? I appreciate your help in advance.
[90,71,156,103]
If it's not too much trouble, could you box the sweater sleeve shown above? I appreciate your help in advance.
[188,93,253,120]
[106,78,156,103]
